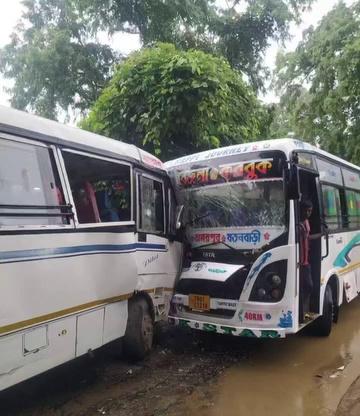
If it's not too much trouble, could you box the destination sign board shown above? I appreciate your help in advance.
[178,159,276,188]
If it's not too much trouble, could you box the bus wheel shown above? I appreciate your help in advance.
[123,298,154,360]
[313,285,333,337]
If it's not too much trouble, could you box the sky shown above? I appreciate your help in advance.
[0,0,355,108]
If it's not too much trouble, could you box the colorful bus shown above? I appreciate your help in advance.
[0,105,182,391]
[166,139,360,339]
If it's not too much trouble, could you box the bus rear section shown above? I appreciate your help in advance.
[0,106,182,391]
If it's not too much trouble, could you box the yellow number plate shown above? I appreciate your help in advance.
[189,294,210,311]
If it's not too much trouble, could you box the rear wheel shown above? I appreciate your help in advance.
[312,284,333,336]
[123,298,154,360]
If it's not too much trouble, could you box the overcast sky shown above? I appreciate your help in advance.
[0,0,355,108]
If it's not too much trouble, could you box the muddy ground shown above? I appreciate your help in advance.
[2,300,360,416]
[0,326,252,416]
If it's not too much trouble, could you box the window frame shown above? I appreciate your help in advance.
[168,186,177,236]
[58,148,134,228]
[0,134,74,231]
[344,189,360,230]
[319,181,344,232]
[136,172,166,235]
[316,158,343,187]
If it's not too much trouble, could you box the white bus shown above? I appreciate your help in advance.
[0,106,182,391]
[166,139,360,339]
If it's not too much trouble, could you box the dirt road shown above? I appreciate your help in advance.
[2,300,360,416]
[0,325,251,416]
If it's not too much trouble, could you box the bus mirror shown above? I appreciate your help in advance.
[286,164,300,200]
[175,205,184,230]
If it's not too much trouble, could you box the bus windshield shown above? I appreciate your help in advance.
[184,179,285,229]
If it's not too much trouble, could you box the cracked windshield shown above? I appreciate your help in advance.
[186,179,285,229]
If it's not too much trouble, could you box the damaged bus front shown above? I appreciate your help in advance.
[166,142,297,339]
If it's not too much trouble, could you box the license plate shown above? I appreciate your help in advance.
[189,294,210,311]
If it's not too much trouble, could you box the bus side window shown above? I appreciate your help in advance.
[345,190,360,230]
[138,176,164,234]
[0,137,68,227]
[62,151,131,225]
[321,184,342,231]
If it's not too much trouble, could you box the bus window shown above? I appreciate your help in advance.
[62,151,131,224]
[322,184,341,230]
[138,176,164,233]
[356,193,360,228]
[346,190,360,229]
[0,138,68,226]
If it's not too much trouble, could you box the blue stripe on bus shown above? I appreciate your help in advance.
[0,243,167,264]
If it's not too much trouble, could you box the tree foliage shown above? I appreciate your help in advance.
[273,1,360,164]
[82,0,313,89]
[0,0,116,119]
[209,0,313,90]
[1,0,313,118]
[82,43,260,160]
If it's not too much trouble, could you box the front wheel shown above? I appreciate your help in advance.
[312,284,333,337]
[123,298,154,360]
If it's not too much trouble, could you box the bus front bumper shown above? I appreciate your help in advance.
[168,315,287,338]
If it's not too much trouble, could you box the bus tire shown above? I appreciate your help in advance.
[313,285,333,337]
[123,298,154,360]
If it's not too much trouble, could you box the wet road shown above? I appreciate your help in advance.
[185,299,360,416]
[2,299,360,416]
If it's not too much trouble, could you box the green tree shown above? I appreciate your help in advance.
[255,103,278,139]
[1,0,313,118]
[209,0,313,90]
[0,0,116,119]
[80,0,213,45]
[83,0,313,89]
[82,43,260,160]
[273,1,360,164]
[267,84,310,139]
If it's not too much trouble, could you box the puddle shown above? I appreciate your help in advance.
[184,299,360,416]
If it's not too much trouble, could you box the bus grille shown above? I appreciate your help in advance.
[182,306,236,319]
[176,267,249,300]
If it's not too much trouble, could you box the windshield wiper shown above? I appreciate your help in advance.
[188,212,211,226]
[196,240,237,252]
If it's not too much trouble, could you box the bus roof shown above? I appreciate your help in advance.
[0,105,164,171]
[165,138,359,172]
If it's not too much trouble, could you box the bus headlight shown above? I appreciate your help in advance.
[270,274,282,287]
[249,260,287,303]
[257,288,266,299]
[270,288,282,300]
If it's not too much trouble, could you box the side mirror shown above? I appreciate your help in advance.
[175,205,185,230]
[285,163,300,200]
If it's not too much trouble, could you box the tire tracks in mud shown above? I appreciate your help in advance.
[78,335,249,416]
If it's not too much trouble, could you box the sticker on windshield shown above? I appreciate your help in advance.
[227,230,261,244]
[178,159,274,188]
[191,228,284,249]
[193,233,225,243]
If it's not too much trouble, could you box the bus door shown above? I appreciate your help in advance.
[298,168,322,313]
[135,171,181,313]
